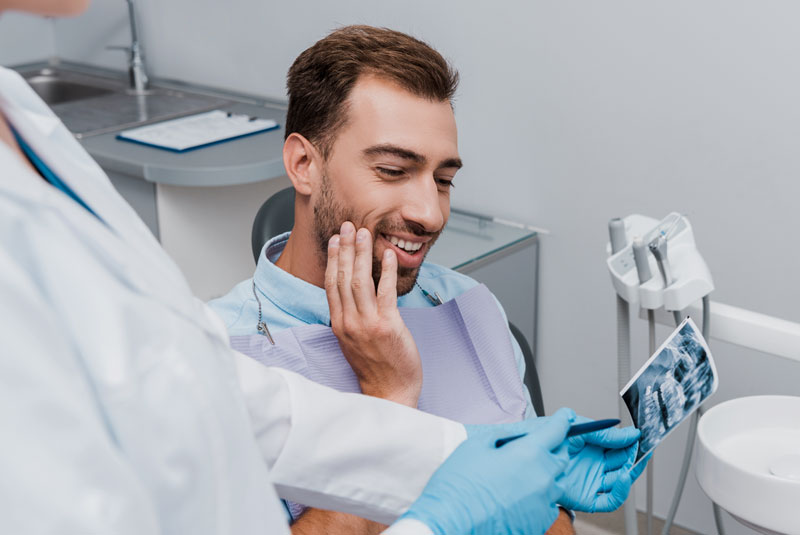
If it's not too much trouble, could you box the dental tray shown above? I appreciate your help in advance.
[116,110,279,152]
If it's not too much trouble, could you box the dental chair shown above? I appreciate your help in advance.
[251,186,295,261]
[251,187,546,416]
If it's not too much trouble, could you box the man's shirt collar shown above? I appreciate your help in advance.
[253,232,332,326]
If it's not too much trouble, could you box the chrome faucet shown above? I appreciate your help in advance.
[108,0,149,93]
[125,0,148,92]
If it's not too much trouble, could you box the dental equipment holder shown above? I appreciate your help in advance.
[607,213,722,535]
[607,213,713,312]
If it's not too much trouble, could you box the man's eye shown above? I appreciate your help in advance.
[436,178,455,189]
[377,167,404,178]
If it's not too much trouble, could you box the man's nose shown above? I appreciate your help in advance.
[400,175,445,233]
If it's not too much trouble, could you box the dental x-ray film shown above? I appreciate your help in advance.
[621,317,718,465]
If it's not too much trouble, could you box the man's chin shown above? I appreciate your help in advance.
[372,259,419,296]
[395,264,422,296]
[396,276,416,296]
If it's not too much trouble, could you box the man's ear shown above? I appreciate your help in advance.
[283,133,322,196]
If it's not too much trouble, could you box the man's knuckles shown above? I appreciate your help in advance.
[376,285,394,301]
[324,276,338,292]
[343,318,392,337]
[350,276,371,293]
[338,316,363,336]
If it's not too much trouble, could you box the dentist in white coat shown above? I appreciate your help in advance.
[1,2,649,534]
[0,1,595,534]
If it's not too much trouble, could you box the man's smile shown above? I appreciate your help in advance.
[378,232,431,268]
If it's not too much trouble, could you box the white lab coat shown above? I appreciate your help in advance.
[0,66,464,534]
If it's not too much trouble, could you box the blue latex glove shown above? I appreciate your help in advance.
[402,408,576,535]
[557,418,648,513]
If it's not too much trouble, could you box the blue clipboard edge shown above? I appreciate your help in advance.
[115,123,280,153]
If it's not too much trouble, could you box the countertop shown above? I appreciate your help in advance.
[15,60,288,187]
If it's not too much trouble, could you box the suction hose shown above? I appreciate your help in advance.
[610,218,638,535]
[647,310,656,535]
[634,236,655,535]
[618,295,638,535]
[661,296,725,535]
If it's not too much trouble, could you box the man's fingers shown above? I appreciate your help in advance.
[325,235,343,324]
[377,249,398,314]
[352,227,377,313]
[336,221,357,315]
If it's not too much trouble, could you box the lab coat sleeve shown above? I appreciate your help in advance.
[233,353,467,525]
[0,247,160,535]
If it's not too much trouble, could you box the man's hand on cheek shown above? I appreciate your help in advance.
[325,221,423,407]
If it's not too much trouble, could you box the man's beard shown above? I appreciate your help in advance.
[313,175,440,296]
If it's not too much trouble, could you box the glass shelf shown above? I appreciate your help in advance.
[427,210,538,271]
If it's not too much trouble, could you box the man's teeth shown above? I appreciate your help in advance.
[387,235,423,252]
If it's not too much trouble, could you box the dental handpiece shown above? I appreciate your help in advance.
[649,235,673,287]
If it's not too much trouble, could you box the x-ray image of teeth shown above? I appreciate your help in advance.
[621,318,719,464]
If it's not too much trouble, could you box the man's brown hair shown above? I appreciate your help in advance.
[285,25,459,158]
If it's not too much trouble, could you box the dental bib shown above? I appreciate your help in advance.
[231,283,528,423]
[230,283,529,520]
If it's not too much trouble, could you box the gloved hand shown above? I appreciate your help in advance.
[557,418,648,513]
[402,407,576,535]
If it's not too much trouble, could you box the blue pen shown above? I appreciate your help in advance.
[494,419,621,448]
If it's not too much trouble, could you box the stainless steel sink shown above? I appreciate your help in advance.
[19,66,230,138]
[26,73,115,105]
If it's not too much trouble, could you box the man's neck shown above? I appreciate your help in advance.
[274,228,326,288]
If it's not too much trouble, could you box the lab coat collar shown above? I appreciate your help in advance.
[254,232,332,327]
[0,66,209,335]
[0,69,60,135]
[0,67,129,233]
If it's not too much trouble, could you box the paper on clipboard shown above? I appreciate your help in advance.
[116,110,278,152]
[621,317,718,465]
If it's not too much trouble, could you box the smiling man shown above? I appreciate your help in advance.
[209,26,573,535]
[291,77,460,298]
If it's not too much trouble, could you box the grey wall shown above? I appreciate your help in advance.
[0,12,54,65]
[12,1,800,533]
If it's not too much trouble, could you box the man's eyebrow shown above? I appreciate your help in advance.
[363,144,425,164]
[363,144,462,169]
[439,157,463,170]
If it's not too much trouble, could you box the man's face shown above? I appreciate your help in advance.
[312,75,461,296]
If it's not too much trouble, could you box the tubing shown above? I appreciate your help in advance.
[661,310,694,535]
[646,309,656,535]
[713,502,727,535]
[702,296,727,535]
[618,295,638,535]
[610,219,637,535]
[662,295,725,535]
[661,408,699,535]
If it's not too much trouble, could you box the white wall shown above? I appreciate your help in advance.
[38,1,800,533]
[157,177,291,301]
[0,12,55,65]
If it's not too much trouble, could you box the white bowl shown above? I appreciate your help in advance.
[696,395,800,535]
